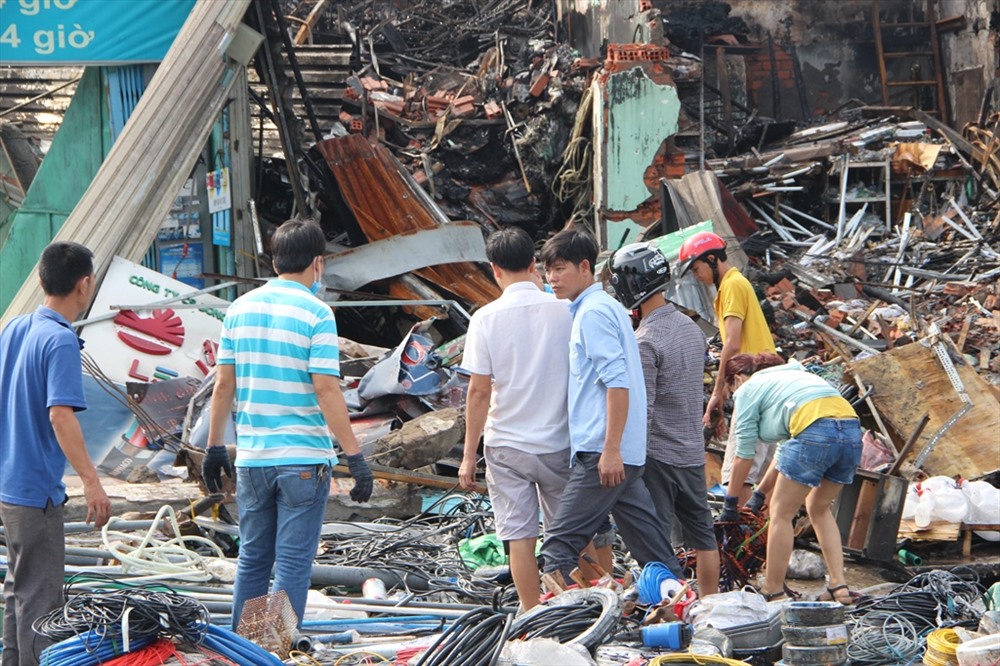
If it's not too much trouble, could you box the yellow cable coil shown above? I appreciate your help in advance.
[923,628,960,666]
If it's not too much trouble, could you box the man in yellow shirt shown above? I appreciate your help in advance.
[677,231,776,503]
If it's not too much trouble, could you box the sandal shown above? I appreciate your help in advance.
[783,584,803,600]
[821,584,861,605]
[756,583,801,602]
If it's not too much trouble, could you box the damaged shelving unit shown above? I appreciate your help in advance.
[831,156,892,241]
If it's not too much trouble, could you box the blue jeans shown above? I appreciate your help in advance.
[777,418,862,488]
[232,464,331,629]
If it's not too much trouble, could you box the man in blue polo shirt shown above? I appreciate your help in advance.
[538,229,680,584]
[0,242,112,665]
[204,219,374,629]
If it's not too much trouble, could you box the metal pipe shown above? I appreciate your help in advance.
[73,282,237,328]
[319,595,485,613]
[792,309,882,356]
[0,519,157,537]
[310,564,429,591]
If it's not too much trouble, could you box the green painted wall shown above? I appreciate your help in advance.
[594,65,680,248]
[0,68,112,312]
[604,66,680,212]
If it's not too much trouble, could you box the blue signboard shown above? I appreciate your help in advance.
[158,242,204,289]
[0,0,196,65]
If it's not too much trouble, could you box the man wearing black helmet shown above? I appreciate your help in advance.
[611,242,720,597]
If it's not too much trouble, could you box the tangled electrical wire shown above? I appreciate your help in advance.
[81,352,185,452]
[317,492,518,607]
[511,587,623,652]
[413,607,512,666]
[512,598,603,642]
[34,577,210,665]
[846,568,986,666]
[714,508,768,591]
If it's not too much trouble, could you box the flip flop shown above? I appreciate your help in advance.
[783,584,803,600]
[756,584,800,602]
[821,584,862,605]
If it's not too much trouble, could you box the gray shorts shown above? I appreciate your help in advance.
[721,429,778,487]
[643,460,717,551]
[484,446,571,541]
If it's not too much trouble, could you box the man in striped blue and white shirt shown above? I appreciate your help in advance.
[204,219,373,629]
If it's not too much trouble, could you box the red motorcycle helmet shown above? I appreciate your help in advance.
[676,231,727,277]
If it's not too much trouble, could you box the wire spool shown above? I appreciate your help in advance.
[636,562,698,620]
[782,601,846,627]
[923,628,960,666]
[782,642,848,665]
[782,623,850,646]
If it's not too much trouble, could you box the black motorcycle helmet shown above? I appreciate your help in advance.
[610,242,671,310]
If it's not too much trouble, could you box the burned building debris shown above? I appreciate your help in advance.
[1,0,1000,664]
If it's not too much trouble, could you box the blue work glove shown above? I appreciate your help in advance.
[346,453,373,503]
[746,489,767,515]
[202,446,233,493]
[719,495,740,522]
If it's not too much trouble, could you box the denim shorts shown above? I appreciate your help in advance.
[776,418,862,488]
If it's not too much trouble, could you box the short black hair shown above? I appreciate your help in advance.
[540,229,598,274]
[485,227,535,272]
[272,220,326,274]
[39,242,93,297]
[704,249,728,264]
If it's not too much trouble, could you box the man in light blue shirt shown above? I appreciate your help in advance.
[538,229,681,583]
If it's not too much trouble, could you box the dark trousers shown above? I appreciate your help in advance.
[540,452,680,579]
[1,501,65,666]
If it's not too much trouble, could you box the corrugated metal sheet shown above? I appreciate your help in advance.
[315,134,500,308]
[323,222,488,293]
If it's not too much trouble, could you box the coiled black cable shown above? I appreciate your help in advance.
[512,598,604,642]
[32,576,210,647]
[413,607,512,666]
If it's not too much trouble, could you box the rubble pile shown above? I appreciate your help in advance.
[6,1,1000,665]
[327,0,590,235]
[698,110,1000,386]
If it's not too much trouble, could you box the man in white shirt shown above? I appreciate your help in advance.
[459,226,574,610]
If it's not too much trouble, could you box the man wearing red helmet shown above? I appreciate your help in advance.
[676,231,776,505]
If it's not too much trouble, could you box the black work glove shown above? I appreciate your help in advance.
[719,495,740,523]
[202,446,233,493]
[346,453,373,503]
[746,489,767,515]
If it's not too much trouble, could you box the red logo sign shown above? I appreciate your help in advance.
[114,309,186,356]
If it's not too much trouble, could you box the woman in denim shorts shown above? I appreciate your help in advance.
[725,352,862,605]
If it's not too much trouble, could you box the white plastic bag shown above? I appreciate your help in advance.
[688,589,769,631]
[498,638,596,666]
[961,480,1000,541]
